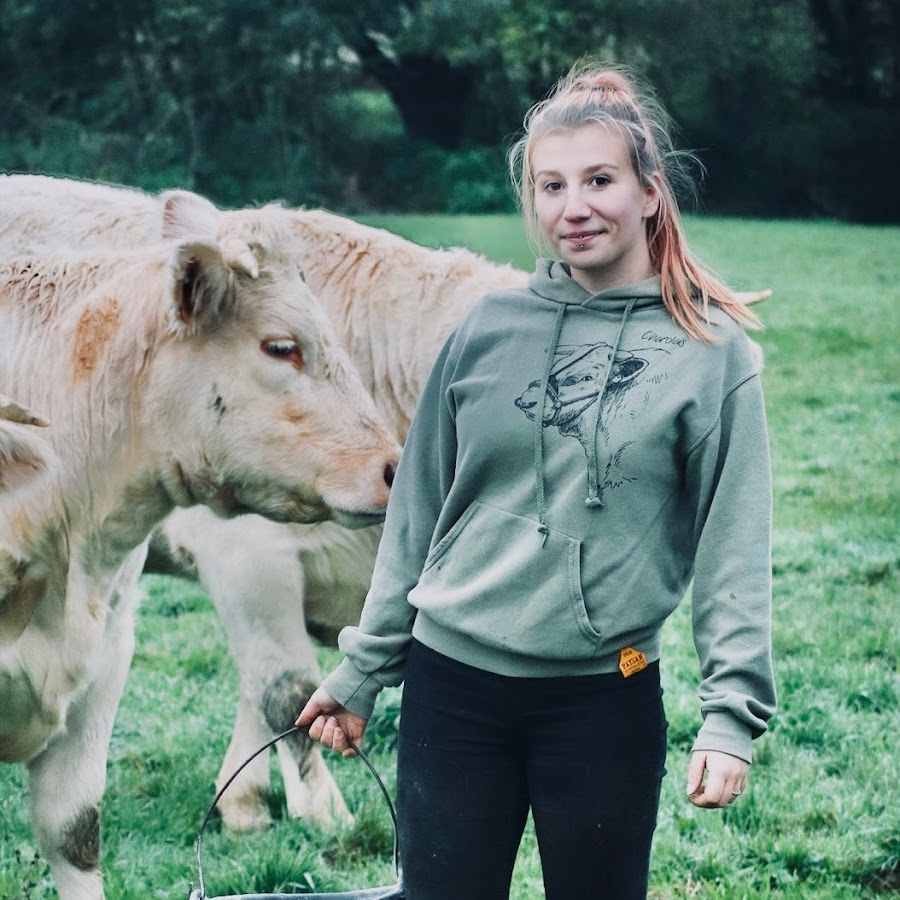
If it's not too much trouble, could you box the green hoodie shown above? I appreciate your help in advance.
[323,260,776,762]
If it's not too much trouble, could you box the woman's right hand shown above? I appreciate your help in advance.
[295,686,368,758]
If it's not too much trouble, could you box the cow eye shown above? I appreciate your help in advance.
[262,339,304,369]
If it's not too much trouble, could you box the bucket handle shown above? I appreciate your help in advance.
[191,725,399,899]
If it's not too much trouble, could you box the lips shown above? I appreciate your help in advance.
[563,230,602,244]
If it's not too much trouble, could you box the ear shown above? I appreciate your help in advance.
[642,173,663,220]
[160,191,260,280]
[0,396,49,427]
[0,425,56,494]
[608,354,648,389]
[168,239,234,332]
[159,190,221,241]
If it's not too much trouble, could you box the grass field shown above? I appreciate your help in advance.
[1,215,898,899]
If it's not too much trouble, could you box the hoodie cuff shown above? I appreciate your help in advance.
[692,712,754,764]
[320,658,383,720]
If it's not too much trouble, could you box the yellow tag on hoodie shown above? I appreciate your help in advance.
[619,647,648,678]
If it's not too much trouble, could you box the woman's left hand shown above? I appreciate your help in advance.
[686,750,749,808]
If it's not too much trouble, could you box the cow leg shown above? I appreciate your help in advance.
[172,512,351,829]
[266,668,353,828]
[213,637,353,830]
[27,580,139,900]
[214,574,353,830]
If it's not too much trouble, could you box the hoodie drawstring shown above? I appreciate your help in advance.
[533,303,566,545]
[583,297,637,507]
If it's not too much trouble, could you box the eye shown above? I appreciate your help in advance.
[561,373,594,387]
[541,180,563,193]
[262,339,304,369]
[589,174,611,188]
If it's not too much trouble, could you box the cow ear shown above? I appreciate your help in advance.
[0,425,56,494]
[159,190,221,241]
[169,239,233,332]
[608,355,648,388]
[0,396,49,428]
[161,191,260,280]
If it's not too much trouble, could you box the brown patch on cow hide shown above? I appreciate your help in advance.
[73,298,121,379]
[279,403,310,426]
[61,804,100,872]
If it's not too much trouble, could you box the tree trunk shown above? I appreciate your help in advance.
[350,30,476,149]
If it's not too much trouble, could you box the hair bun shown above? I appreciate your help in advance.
[569,70,636,100]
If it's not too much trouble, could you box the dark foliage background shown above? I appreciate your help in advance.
[1,0,897,221]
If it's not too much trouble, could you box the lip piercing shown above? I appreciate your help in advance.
[578,243,586,250]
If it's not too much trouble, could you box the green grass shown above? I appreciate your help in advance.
[1,215,898,898]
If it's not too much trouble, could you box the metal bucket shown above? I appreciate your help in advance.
[187,726,404,899]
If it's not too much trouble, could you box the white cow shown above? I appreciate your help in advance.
[0,176,771,836]
[0,186,400,900]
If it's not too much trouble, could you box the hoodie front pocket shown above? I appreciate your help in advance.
[410,501,603,658]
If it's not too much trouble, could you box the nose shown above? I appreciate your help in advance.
[563,188,590,220]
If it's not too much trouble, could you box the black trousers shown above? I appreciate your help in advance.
[396,640,667,900]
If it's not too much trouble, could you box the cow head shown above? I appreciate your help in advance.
[516,343,648,431]
[141,197,400,527]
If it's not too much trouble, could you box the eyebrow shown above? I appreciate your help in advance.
[534,163,621,178]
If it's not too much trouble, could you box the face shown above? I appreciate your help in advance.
[531,124,661,294]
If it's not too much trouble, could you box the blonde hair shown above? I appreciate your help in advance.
[508,61,760,340]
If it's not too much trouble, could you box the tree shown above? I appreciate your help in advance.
[0,0,896,218]
[806,0,900,220]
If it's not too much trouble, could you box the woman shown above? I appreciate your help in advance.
[297,62,776,899]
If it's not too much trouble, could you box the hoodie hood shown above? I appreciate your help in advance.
[526,262,665,530]
[529,259,665,311]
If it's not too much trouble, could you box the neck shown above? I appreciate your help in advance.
[570,255,656,295]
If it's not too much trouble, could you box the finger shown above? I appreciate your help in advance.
[319,716,339,749]
[703,769,729,807]
[686,752,706,796]
[322,716,350,753]
[689,769,728,808]
[341,720,365,758]
[294,700,321,728]
[307,714,327,743]
[690,789,730,810]
[331,722,349,755]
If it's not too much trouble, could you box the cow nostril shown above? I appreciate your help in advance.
[383,461,396,489]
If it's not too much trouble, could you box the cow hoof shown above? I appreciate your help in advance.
[218,793,273,832]
[303,796,355,829]
[284,776,354,829]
